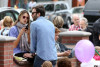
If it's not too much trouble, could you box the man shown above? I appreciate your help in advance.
[93,18,100,46]
[69,14,80,31]
[30,5,57,67]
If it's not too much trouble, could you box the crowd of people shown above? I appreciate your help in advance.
[14,0,36,10]
[0,4,100,67]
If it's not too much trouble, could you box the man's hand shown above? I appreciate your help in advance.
[23,53,35,58]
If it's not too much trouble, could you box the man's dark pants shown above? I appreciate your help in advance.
[33,55,56,67]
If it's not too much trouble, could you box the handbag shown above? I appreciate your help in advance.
[13,56,31,66]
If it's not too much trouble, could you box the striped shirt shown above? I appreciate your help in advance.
[69,24,80,31]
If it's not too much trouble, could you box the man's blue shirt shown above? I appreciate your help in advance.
[30,17,57,60]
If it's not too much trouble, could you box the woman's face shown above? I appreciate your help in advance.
[20,13,29,24]
[80,20,87,29]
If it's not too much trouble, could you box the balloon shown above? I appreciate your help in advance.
[75,40,95,63]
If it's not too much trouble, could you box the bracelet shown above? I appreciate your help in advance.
[31,53,35,57]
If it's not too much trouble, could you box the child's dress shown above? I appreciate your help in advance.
[93,52,100,60]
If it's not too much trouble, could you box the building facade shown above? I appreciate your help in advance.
[1,0,87,8]
[0,0,8,7]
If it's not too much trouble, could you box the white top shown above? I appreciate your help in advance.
[28,1,36,9]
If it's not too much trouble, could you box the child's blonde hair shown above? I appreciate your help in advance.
[3,16,13,27]
[42,61,53,67]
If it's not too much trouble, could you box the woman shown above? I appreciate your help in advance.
[9,10,30,56]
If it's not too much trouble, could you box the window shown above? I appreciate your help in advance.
[5,11,15,21]
[61,4,67,10]
[55,4,61,11]
[73,8,83,13]
[44,4,54,11]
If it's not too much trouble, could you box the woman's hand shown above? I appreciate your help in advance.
[62,50,71,56]
[20,27,27,35]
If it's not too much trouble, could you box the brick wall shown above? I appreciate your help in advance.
[0,36,16,67]
[59,31,91,67]
[0,31,91,67]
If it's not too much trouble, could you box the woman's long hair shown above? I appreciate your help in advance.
[13,10,30,26]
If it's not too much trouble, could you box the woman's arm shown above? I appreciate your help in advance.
[13,27,26,48]
[57,50,71,57]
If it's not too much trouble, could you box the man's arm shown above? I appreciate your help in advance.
[30,23,37,53]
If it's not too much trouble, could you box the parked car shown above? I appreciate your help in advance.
[84,0,100,27]
[0,7,33,23]
[0,7,19,22]
[36,1,72,28]
[70,6,84,18]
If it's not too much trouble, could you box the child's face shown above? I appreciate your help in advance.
[55,33,59,41]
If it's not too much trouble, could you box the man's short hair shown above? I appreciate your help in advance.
[32,5,45,16]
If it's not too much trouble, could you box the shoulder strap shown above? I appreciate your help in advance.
[1,29,5,35]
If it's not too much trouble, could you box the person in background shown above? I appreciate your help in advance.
[93,46,100,60]
[93,18,100,46]
[41,61,53,67]
[69,14,80,31]
[0,19,4,30]
[55,27,74,58]
[79,17,94,43]
[14,0,20,9]
[79,17,88,31]
[0,16,13,36]
[53,16,67,32]
[56,57,72,67]
[22,0,29,10]
[53,16,67,43]
[30,5,57,67]
[28,0,36,9]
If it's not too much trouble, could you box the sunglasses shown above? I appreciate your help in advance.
[32,12,37,15]
[23,16,29,19]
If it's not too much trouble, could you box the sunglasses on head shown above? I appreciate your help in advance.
[23,16,29,19]
[32,12,37,15]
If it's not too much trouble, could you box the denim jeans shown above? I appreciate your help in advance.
[33,55,56,67]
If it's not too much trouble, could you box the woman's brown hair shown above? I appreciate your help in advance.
[13,10,30,26]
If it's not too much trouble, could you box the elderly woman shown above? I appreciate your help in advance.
[79,17,88,31]
[79,17,93,43]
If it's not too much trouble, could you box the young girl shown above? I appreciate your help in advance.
[0,16,13,36]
